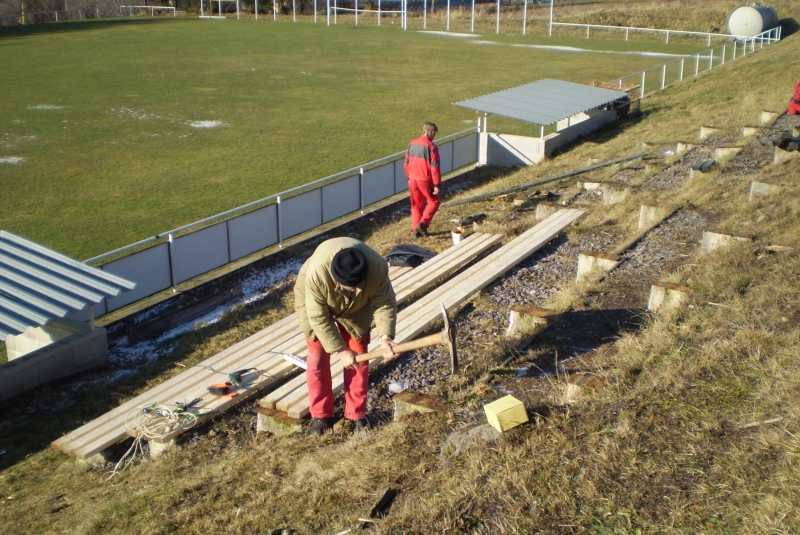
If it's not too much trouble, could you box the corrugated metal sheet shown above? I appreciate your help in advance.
[454,79,628,126]
[0,231,135,339]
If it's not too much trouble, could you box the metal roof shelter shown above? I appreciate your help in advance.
[0,230,135,340]
[454,79,628,127]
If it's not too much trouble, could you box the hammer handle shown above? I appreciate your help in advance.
[355,332,444,363]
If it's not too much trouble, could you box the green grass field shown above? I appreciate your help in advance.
[0,18,704,259]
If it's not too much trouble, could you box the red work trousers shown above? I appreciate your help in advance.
[305,323,370,421]
[409,179,440,231]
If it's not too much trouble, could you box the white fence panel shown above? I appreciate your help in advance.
[102,242,172,312]
[228,204,279,261]
[394,158,408,193]
[322,174,360,222]
[439,141,454,175]
[453,133,478,170]
[362,162,396,206]
[281,190,323,240]
[173,223,229,284]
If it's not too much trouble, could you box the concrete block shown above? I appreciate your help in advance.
[748,181,783,201]
[638,202,672,231]
[576,251,622,281]
[774,145,798,165]
[535,201,560,221]
[393,391,452,422]
[699,126,719,140]
[578,180,602,191]
[676,142,695,154]
[148,439,176,458]
[741,126,760,137]
[506,305,555,336]
[601,183,631,205]
[0,328,109,402]
[484,395,528,432]
[256,408,305,436]
[702,229,752,254]
[648,281,693,312]
[562,374,607,404]
[715,146,742,160]
[440,423,501,460]
[758,110,779,126]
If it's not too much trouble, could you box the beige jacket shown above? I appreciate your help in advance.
[295,237,397,353]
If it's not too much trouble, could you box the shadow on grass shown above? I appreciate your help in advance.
[528,307,644,375]
[779,19,799,38]
[0,17,189,40]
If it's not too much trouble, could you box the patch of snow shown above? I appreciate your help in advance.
[190,120,228,129]
[0,157,24,164]
[419,31,476,38]
[512,43,687,58]
[472,40,499,45]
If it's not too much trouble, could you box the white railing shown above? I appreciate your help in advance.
[551,21,782,47]
[606,27,781,99]
[19,8,88,24]
[81,127,479,314]
[120,5,177,17]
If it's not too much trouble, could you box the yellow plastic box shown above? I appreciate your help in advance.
[484,395,529,432]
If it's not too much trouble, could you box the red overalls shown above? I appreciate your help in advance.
[404,134,441,231]
[788,81,800,115]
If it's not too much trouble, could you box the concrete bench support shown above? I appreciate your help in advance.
[602,183,631,205]
[578,180,602,191]
[676,142,695,154]
[256,407,305,436]
[535,201,560,221]
[506,305,556,336]
[576,251,622,281]
[758,110,779,126]
[648,281,693,312]
[638,202,672,231]
[741,126,760,137]
[393,391,452,422]
[715,146,742,160]
[774,145,798,165]
[148,439,176,459]
[702,229,752,253]
[749,181,783,201]
[699,126,719,140]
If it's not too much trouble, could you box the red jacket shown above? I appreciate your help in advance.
[789,81,800,115]
[404,135,441,185]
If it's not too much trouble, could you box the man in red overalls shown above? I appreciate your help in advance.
[788,81,800,115]
[405,122,441,239]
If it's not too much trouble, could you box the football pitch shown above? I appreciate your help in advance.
[0,18,704,259]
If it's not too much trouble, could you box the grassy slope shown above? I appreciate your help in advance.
[0,18,698,258]
[2,2,800,533]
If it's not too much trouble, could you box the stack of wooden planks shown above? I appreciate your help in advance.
[51,232,503,459]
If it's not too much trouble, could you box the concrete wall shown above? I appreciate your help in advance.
[480,109,619,168]
[0,328,108,401]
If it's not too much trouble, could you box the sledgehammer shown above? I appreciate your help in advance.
[355,303,458,373]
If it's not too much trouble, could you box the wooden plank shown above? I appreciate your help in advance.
[283,209,585,418]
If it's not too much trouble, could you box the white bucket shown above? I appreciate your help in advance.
[452,226,464,244]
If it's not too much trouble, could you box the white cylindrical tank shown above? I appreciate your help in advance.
[727,4,779,37]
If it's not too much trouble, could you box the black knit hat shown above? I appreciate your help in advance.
[331,248,368,287]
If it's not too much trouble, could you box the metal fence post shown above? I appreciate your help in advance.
[708,50,713,70]
[665,30,669,44]
[277,196,283,247]
[707,33,711,46]
[359,167,365,214]
[446,0,450,31]
[679,58,684,81]
[661,64,666,89]
[470,0,474,33]
[522,0,527,36]
[168,233,178,292]
[625,27,628,41]
[721,44,725,64]
[423,0,426,30]
[327,0,330,25]
[641,71,646,97]
[585,25,589,39]
[694,54,699,75]
[495,0,499,34]
[355,0,358,25]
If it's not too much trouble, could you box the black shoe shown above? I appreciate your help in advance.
[309,418,333,436]
[413,229,422,240]
[350,418,371,432]
[418,222,429,237]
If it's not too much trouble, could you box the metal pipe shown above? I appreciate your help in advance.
[522,0,527,36]
[471,0,474,33]
[495,0,499,34]
[446,0,450,31]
